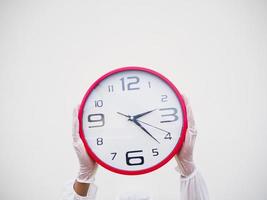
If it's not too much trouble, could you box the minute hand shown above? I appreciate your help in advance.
[133,119,160,144]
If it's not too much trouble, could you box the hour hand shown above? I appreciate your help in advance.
[132,109,157,120]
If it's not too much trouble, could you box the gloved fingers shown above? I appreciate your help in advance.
[189,127,197,136]
[185,131,197,149]
[183,124,197,152]
[182,94,197,135]
[174,94,197,176]
[72,105,80,143]
[181,94,197,152]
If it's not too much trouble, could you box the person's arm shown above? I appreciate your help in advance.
[179,169,209,200]
[62,180,97,200]
[175,95,209,200]
[62,106,98,200]
[73,181,90,197]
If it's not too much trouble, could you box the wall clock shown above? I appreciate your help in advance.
[78,66,187,175]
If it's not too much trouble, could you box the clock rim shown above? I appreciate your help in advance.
[78,66,188,175]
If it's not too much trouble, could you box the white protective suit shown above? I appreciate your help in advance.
[63,96,209,200]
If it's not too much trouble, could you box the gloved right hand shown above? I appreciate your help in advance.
[72,106,98,184]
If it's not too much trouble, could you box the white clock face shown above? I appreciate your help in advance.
[80,68,186,175]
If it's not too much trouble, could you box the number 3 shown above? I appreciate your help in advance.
[159,108,178,123]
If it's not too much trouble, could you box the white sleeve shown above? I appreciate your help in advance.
[180,169,209,200]
[62,180,97,200]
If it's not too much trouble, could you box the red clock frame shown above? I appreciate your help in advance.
[78,66,188,175]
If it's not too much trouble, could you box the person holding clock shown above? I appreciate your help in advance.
[62,95,209,200]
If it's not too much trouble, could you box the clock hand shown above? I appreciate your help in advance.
[117,111,160,143]
[133,119,160,144]
[117,112,131,119]
[132,109,157,120]
[136,119,170,134]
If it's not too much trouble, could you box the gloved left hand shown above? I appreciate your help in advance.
[175,95,197,177]
[72,106,98,183]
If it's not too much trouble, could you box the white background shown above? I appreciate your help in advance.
[0,0,267,200]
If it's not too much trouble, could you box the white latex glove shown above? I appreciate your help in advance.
[72,106,98,183]
[175,95,197,177]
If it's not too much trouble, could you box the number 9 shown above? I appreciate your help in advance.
[88,113,105,128]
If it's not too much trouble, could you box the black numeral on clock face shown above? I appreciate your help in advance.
[159,108,178,123]
[152,148,159,156]
[94,100,103,107]
[148,81,151,88]
[96,137,103,145]
[164,132,172,140]
[126,150,144,166]
[88,113,105,128]
[111,152,117,160]
[108,85,114,92]
[120,76,140,91]
[112,149,159,162]
[161,95,168,102]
